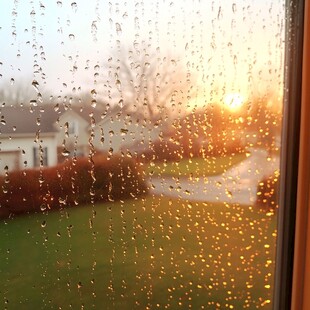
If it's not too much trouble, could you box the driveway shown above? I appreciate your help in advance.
[148,148,280,205]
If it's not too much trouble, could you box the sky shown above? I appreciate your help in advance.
[0,0,285,109]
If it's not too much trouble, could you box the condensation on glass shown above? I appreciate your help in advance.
[0,1,284,309]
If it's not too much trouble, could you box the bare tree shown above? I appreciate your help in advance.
[0,78,47,107]
[102,45,196,123]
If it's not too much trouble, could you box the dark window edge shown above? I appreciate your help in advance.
[273,1,305,309]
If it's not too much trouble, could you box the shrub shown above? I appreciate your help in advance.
[256,170,280,209]
[0,154,147,218]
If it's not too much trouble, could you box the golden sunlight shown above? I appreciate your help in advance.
[224,93,245,110]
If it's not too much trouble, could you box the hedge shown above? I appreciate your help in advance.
[0,154,147,218]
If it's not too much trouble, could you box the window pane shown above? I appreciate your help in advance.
[0,1,285,308]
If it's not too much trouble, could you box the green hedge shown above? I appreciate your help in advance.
[0,154,147,218]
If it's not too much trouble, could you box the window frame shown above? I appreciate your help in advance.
[0,1,307,308]
[33,146,48,167]
[291,0,310,309]
[273,0,306,309]
[68,120,78,136]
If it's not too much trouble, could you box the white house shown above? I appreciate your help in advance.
[0,105,162,173]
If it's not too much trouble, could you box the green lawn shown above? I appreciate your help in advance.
[0,196,276,309]
[145,152,249,177]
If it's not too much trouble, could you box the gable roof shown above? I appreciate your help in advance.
[0,105,61,135]
[0,104,106,135]
[0,103,161,136]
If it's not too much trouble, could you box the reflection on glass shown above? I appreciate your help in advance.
[0,1,283,308]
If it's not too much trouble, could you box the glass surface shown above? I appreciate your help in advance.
[0,1,284,308]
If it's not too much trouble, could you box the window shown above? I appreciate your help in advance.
[68,120,78,136]
[33,146,48,167]
[0,1,307,309]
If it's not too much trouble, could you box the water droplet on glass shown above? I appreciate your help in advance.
[91,21,97,31]
[232,3,237,13]
[32,79,39,92]
[10,78,15,85]
[30,99,38,106]
[120,128,128,136]
[37,93,43,103]
[71,2,77,12]
[69,34,75,41]
[91,89,97,98]
[41,221,46,228]
[116,79,121,91]
[40,204,47,211]
[62,149,70,156]
[115,23,122,35]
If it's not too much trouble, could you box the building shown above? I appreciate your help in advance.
[0,105,161,173]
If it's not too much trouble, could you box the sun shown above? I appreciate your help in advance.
[224,93,244,110]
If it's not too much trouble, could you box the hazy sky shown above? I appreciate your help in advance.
[0,0,285,108]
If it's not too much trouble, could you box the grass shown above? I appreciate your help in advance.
[145,152,249,178]
[0,196,276,309]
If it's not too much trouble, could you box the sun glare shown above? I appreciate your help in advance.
[224,93,244,110]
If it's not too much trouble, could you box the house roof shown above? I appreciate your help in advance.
[0,105,61,135]
[0,104,105,135]
[0,103,161,135]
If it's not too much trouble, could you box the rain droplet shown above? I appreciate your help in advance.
[115,23,122,35]
[120,128,128,135]
[40,204,47,211]
[91,89,97,98]
[10,78,15,85]
[32,79,39,92]
[90,21,97,31]
[71,2,77,12]
[30,99,38,106]
[41,221,46,228]
[54,103,60,112]
[232,3,237,13]
[62,149,70,156]
[69,34,75,41]
[116,79,121,91]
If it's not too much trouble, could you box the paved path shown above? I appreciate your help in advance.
[149,149,280,205]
